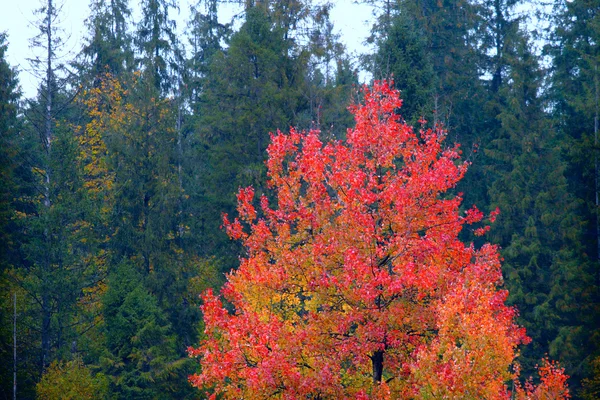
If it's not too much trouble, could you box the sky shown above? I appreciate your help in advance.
[0,0,375,99]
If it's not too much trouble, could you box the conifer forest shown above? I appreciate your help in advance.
[0,0,599,398]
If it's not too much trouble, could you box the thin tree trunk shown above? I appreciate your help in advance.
[42,0,54,370]
[44,0,53,208]
[13,292,17,400]
[595,64,599,285]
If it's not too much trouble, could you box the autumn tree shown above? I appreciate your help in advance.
[36,357,109,400]
[188,81,570,399]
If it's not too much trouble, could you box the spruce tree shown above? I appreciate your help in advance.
[14,0,93,375]
[486,30,593,389]
[192,5,309,265]
[78,0,134,83]
[0,31,28,400]
[368,11,435,124]
[0,32,21,275]
[547,0,600,393]
[135,0,180,93]
[100,261,194,399]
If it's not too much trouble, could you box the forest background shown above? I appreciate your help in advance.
[0,0,599,399]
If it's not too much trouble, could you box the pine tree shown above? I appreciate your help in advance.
[368,11,435,124]
[477,4,597,394]
[0,31,21,275]
[185,0,229,111]
[547,0,600,393]
[0,30,27,400]
[135,0,180,93]
[192,5,309,265]
[302,3,356,138]
[367,0,489,208]
[78,0,134,83]
[99,261,194,399]
[18,0,87,372]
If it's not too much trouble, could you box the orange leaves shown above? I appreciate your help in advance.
[189,81,569,399]
[513,358,571,400]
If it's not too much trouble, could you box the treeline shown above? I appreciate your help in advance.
[0,0,598,398]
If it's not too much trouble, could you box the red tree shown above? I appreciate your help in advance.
[188,81,569,399]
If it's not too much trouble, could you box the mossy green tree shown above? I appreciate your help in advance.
[36,358,109,400]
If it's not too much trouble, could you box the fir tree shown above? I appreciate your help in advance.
[192,5,309,265]
[78,0,134,83]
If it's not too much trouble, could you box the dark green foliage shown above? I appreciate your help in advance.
[79,0,134,82]
[548,0,600,239]
[0,31,20,274]
[185,0,230,110]
[0,31,26,400]
[399,0,485,130]
[6,0,100,381]
[485,36,593,381]
[302,3,357,138]
[546,0,600,394]
[17,122,93,362]
[365,0,489,208]
[103,75,205,348]
[368,13,435,124]
[100,261,195,399]
[191,6,310,265]
[136,0,180,92]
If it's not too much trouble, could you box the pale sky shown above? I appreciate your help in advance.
[0,0,375,99]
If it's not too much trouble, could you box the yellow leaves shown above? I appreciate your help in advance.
[79,279,107,311]
[13,210,29,220]
[76,74,121,198]
[36,358,108,400]
[31,166,46,176]
[172,246,184,255]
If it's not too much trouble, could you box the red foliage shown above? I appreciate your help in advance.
[188,81,569,399]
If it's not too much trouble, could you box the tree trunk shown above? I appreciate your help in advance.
[595,64,599,286]
[13,292,17,400]
[371,350,384,383]
[41,0,54,370]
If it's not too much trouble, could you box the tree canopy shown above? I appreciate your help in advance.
[188,81,569,399]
